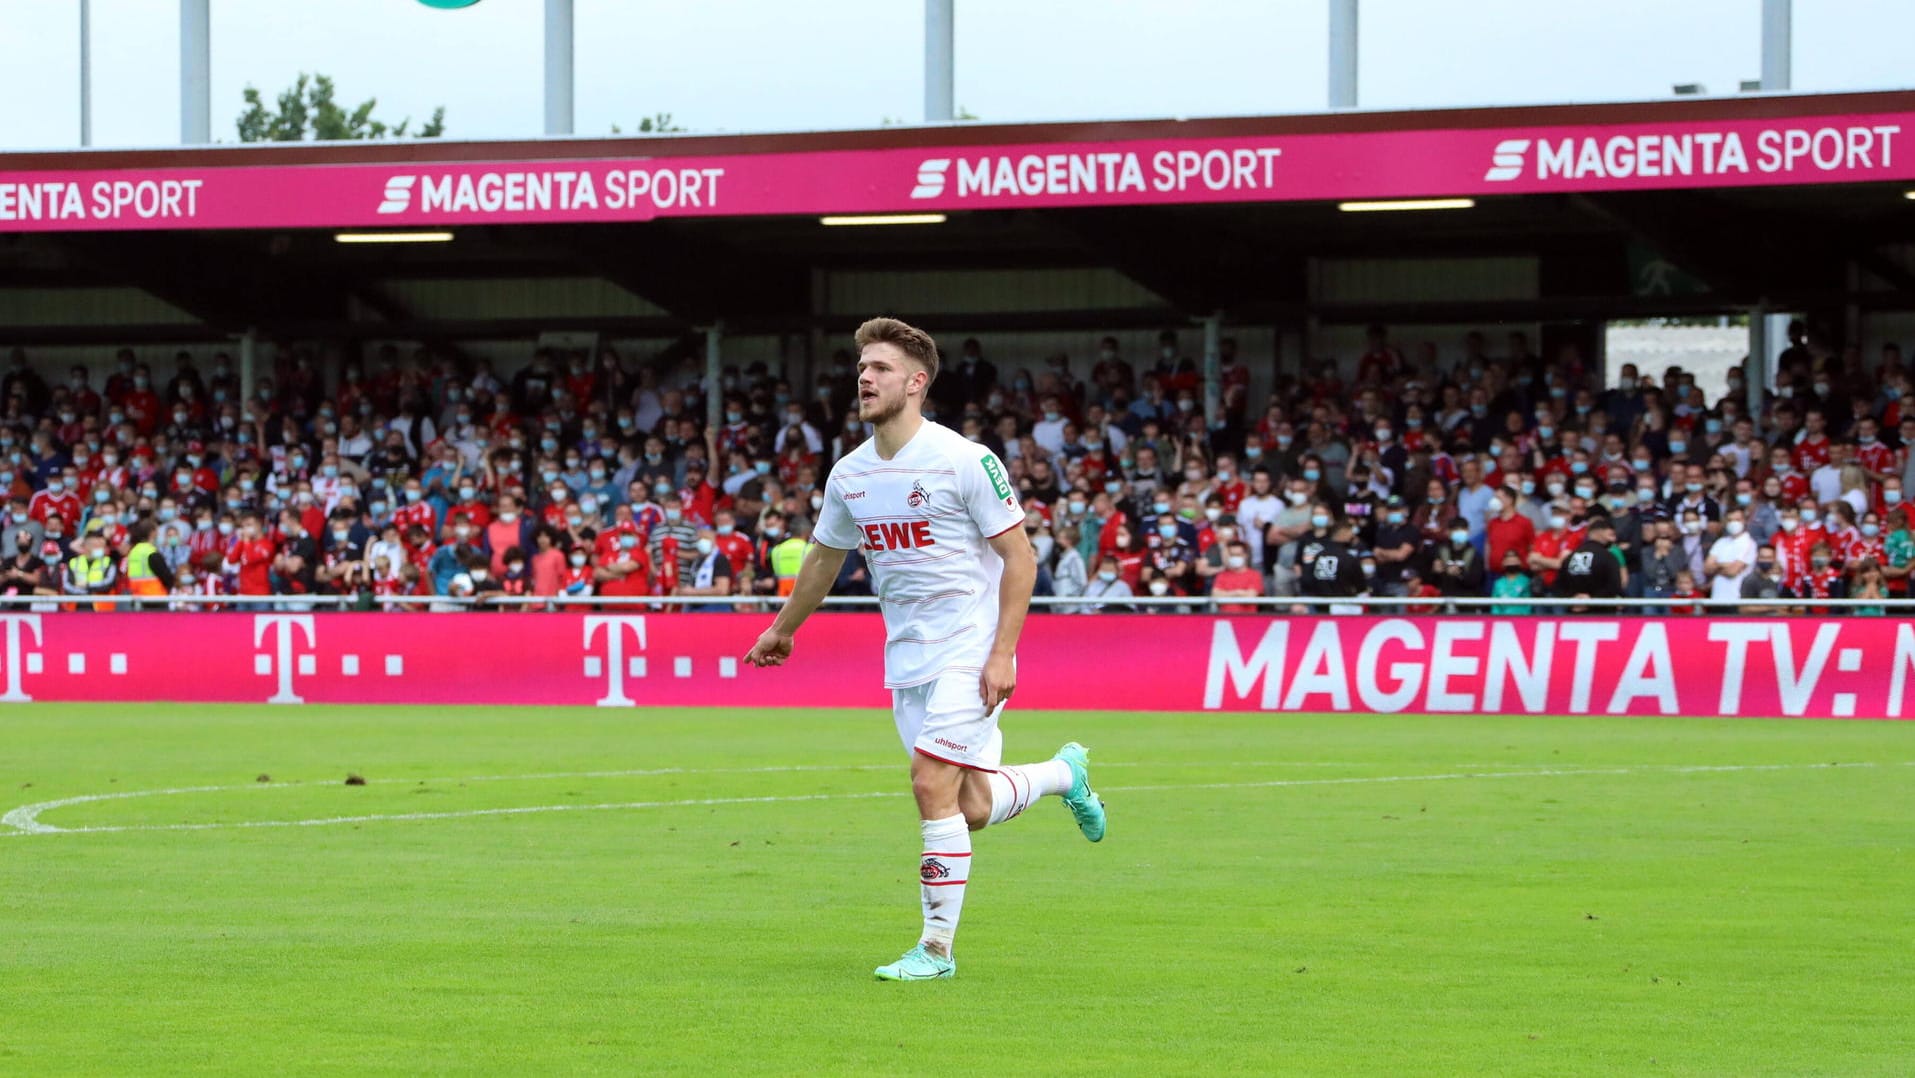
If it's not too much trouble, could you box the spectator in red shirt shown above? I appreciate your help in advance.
[712,508,753,577]
[485,493,532,576]
[225,513,276,596]
[29,476,79,526]
[1792,408,1832,473]
[557,544,594,602]
[1210,541,1264,613]
[121,366,163,436]
[680,462,719,526]
[1528,505,1574,591]
[1484,491,1536,576]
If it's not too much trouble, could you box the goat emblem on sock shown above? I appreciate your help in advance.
[920,857,952,881]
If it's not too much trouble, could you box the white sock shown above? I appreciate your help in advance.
[985,760,1074,826]
[919,814,971,952]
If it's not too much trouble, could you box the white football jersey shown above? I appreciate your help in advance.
[814,420,1026,689]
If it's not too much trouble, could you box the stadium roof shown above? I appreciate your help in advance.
[4,89,1915,344]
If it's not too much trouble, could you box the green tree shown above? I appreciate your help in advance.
[236,73,446,142]
[611,113,686,135]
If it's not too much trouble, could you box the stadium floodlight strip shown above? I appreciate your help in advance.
[333,231,456,244]
[818,214,948,226]
[1336,198,1476,212]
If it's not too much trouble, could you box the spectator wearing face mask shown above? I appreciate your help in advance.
[1558,514,1624,611]
[485,493,534,578]
[1368,495,1418,598]
[1269,497,1327,596]
[650,493,701,581]
[1739,544,1787,613]
[1795,541,1846,607]
[1,536,62,610]
[1298,519,1366,614]
[28,473,79,527]
[594,515,655,602]
[1490,551,1533,615]
[525,526,565,607]
[1144,512,1197,596]
[557,541,595,602]
[1484,491,1536,581]
[1705,508,1757,604]
[1211,541,1264,613]
[1426,518,1484,600]
[1050,523,1088,602]
[224,513,275,596]
[674,527,734,609]
[1078,553,1134,613]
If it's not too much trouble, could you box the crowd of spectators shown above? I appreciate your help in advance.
[0,318,1910,614]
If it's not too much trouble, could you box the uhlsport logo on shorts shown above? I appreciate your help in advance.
[980,454,1015,508]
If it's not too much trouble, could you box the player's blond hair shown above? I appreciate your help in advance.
[854,317,940,393]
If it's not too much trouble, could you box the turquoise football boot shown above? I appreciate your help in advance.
[874,943,956,982]
[1054,742,1106,842]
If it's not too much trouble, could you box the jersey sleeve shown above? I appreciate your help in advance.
[811,466,862,551]
[960,444,1027,539]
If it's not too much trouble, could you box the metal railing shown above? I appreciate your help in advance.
[1,593,1909,612]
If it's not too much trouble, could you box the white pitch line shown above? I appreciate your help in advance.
[2,760,1900,838]
[0,760,1549,836]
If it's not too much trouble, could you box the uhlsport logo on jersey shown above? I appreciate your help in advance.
[377,175,418,214]
[1484,139,1531,181]
[981,454,1015,509]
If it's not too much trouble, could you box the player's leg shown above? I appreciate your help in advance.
[945,685,1102,840]
[875,750,967,981]
[876,683,966,981]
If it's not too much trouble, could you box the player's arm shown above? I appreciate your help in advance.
[979,525,1036,710]
[743,541,848,666]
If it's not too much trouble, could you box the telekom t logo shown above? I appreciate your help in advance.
[254,614,317,704]
[1484,139,1531,181]
[0,613,44,703]
[584,616,648,707]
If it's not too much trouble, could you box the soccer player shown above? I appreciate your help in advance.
[744,317,1105,982]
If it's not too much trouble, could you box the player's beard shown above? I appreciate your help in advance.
[860,388,908,427]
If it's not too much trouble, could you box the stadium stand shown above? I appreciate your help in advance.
[0,320,1908,613]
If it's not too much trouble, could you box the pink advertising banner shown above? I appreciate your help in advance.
[0,612,1909,718]
[1,110,1911,232]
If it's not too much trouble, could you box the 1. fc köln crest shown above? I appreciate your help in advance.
[907,480,931,509]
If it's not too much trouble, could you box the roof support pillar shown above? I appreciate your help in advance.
[1328,0,1358,109]
[180,0,210,144]
[545,0,575,135]
[1201,312,1223,435]
[240,328,258,411]
[924,0,954,122]
[1761,0,1791,91]
[1747,306,1774,418]
[703,321,724,434]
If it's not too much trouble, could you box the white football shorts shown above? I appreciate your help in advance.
[892,669,1005,772]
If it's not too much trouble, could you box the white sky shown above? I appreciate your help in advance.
[0,0,1909,149]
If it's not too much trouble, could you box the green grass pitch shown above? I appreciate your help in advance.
[2,703,1912,1076]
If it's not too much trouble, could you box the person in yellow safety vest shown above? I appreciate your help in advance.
[768,517,811,597]
[122,519,176,610]
[64,525,119,612]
